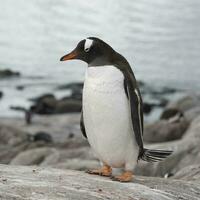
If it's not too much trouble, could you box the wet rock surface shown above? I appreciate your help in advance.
[16,85,25,91]
[0,69,20,78]
[28,131,53,143]
[29,82,83,115]
[0,91,3,99]
[160,108,184,120]
[29,93,82,115]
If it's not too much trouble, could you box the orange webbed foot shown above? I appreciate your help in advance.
[86,165,112,177]
[111,171,133,182]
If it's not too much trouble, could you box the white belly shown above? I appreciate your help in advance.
[83,66,139,169]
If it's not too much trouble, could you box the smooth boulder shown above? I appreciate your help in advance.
[144,117,189,143]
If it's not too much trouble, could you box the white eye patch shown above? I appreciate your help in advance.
[84,38,93,52]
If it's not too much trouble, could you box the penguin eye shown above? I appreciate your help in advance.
[84,47,90,52]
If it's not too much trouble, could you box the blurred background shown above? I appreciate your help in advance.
[1,0,200,118]
[0,0,200,179]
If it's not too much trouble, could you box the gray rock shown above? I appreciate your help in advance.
[29,93,56,103]
[29,131,53,143]
[16,85,25,90]
[55,98,81,113]
[30,94,82,114]
[58,146,95,160]
[185,106,200,122]
[54,159,99,171]
[0,69,20,78]
[168,94,200,112]
[0,91,3,99]
[10,147,60,166]
[160,108,183,120]
[144,117,189,143]
[143,102,156,114]
[0,164,199,200]
[1,110,200,180]
[0,123,27,146]
[0,114,83,144]
[31,94,57,114]
[0,123,30,163]
[136,114,200,177]
[174,164,200,182]
[0,121,65,164]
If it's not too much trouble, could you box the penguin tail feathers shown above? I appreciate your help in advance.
[141,148,173,162]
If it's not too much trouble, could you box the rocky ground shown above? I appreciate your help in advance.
[1,93,200,174]
[0,164,199,200]
[0,107,200,199]
[1,69,200,199]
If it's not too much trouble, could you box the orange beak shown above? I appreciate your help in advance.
[60,51,78,61]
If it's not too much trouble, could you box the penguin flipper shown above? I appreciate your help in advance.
[123,71,144,159]
[80,110,87,138]
[124,72,173,161]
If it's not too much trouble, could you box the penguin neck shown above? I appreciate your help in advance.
[85,65,124,83]
[88,50,115,67]
[88,58,111,67]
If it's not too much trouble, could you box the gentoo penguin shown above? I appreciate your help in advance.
[60,37,172,182]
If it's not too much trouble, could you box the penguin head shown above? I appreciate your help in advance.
[60,37,114,65]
